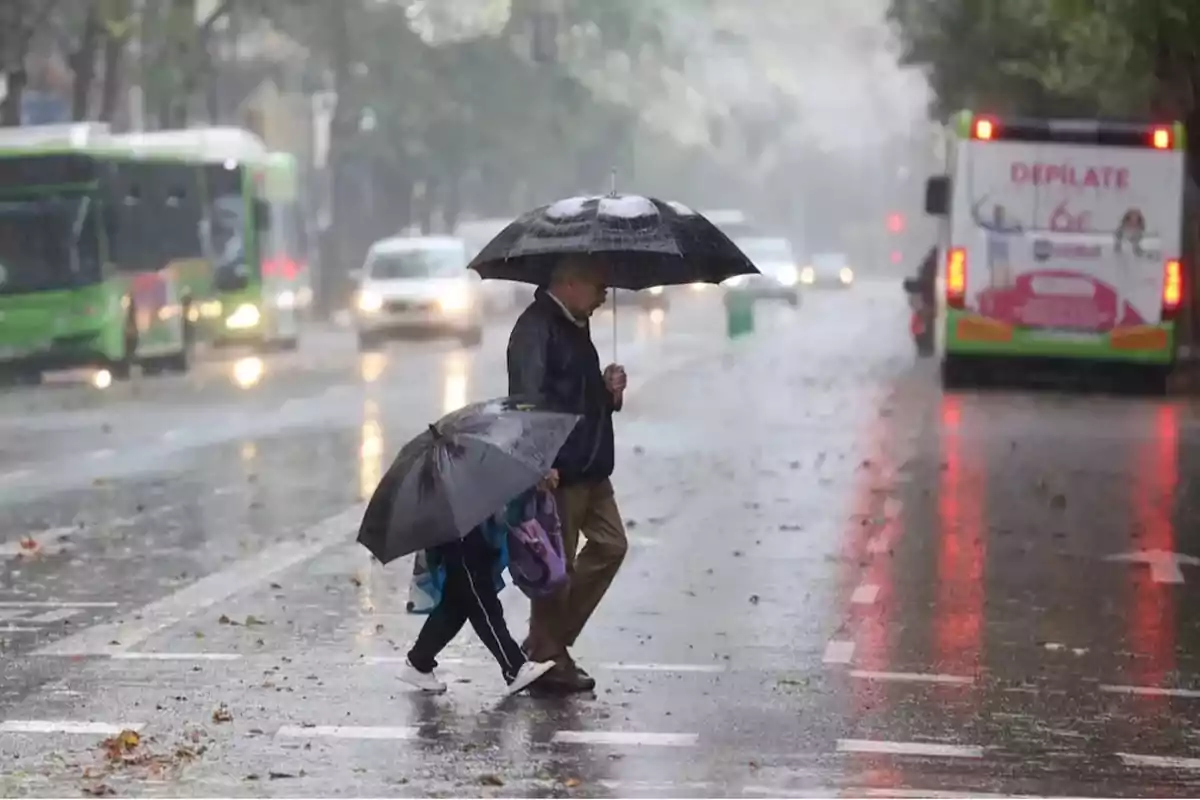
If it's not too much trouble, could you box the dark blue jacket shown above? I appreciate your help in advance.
[506,289,619,486]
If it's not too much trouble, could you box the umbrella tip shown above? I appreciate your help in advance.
[428,423,441,439]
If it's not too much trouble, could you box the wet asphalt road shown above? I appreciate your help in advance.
[4,282,1200,797]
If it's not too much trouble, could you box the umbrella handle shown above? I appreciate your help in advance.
[612,288,617,361]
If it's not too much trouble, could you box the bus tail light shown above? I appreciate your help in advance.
[1163,259,1183,318]
[1152,127,1173,150]
[263,257,298,280]
[972,118,995,141]
[946,247,967,308]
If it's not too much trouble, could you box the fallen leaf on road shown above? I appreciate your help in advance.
[479,774,505,786]
[218,615,236,625]
[350,576,362,587]
[212,704,233,723]
[268,771,296,780]
[245,774,261,781]
[564,777,582,788]
[82,783,116,796]
[245,615,265,626]
[749,594,760,605]
[101,729,141,761]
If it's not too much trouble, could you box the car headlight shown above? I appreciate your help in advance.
[649,285,665,295]
[800,267,815,284]
[438,286,472,313]
[722,275,748,288]
[840,267,854,283]
[276,290,296,309]
[225,302,261,329]
[777,265,798,286]
[357,291,383,313]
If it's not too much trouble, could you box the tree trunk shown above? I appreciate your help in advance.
[321,1,354,317]
[98,32,124,123]
[70,5,102,121]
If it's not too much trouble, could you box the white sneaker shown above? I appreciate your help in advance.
[506,660,556,695]
[400,659,447,694]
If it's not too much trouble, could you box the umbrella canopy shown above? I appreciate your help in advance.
[467,193,760,291]
[357,397,581,565]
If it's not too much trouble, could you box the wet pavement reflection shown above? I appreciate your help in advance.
[6,287,1200,796]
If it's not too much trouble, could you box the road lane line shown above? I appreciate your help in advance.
[26,608,83,624]
[276,725,419,740]
[552,731,698,747]
[601,662,725,673]
[34,503,365,657]
[0,469,31,483]
[837,739,983,758]
[0,601,118,608]
[0,720,144,735]
[89,449,114,460]
[365,656,726,673]
[110,652,243,661]
[1102,684,1200,698]
[849,670,974,685]
[0,626,44,633]
[851,584,880,604]
[822,639,855,665]
[1119,753,1200,770]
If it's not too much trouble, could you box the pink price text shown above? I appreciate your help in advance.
[1011,162,1130,190]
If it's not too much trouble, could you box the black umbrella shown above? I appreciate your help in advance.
[467,193,760,290]
[357,397,580,565]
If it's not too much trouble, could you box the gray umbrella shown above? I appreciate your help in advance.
[357,397,580,564]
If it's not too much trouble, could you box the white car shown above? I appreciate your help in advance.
[722,237,801,306]
[353,236,484,350]
[801,252,855,288]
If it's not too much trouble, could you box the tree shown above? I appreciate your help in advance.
[0,0,62,125]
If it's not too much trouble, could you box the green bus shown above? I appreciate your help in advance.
[0,123,212,382]
[114,128,311,351]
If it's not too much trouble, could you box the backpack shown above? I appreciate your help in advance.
[506,490,568,598]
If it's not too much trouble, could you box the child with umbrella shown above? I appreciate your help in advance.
[357,398,578,695]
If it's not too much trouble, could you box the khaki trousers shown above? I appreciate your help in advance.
[526,477,628,661]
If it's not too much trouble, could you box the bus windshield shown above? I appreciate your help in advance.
[0,194,102,295]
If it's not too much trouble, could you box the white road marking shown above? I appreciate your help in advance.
[276,725,419,740]
[0,601,118,608]
[837,739,983,758]
[89,449,114,460]
[1119,753,1200,770]
[1102,684,1200,698]
[34,503,365,656]
[1105,550,1200,584]
[110,652,243,661]
[27,608,83,624]
[552,730,698,747]
[0,468,31,483]
[851,584,880,604]
[849,670,974,685]
[365,656,725,673]
[0,720,144,735]
[822,639,855,665]
[601,662,725,673]
[0,626,44,633]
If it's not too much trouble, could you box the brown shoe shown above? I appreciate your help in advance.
[530,661,594,694]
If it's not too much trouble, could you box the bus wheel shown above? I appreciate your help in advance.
[940,356,972,390]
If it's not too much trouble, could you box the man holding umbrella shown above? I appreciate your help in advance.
[507,254,628,693]
[470,192,759,692]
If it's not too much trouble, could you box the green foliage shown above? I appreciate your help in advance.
[889,0,1200,122]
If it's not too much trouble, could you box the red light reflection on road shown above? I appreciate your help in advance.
[1127,404,1179,700]
[934,395,984,686]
